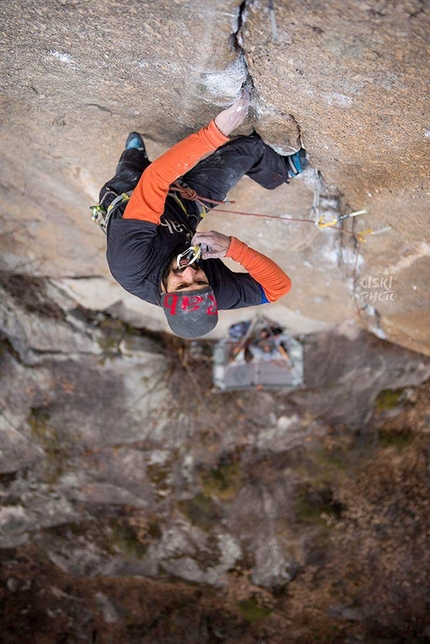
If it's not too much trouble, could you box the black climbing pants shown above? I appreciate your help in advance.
[99,132,289,212]
[99,148,151,210]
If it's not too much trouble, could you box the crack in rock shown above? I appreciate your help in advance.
[231,1,254,89]
[231,0,302,153]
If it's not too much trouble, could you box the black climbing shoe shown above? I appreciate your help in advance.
[125,132,146,153]
[285,148,308,179]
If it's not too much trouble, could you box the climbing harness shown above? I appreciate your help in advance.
[90,191,132,234]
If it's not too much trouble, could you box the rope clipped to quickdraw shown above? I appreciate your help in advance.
[169,179,394,328]
[317,210,374,241]
[170,181,385,241]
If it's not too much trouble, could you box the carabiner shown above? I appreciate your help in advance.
[176,245,202,270]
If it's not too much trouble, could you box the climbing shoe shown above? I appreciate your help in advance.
[285,148,308,179]
[125,132,146,152]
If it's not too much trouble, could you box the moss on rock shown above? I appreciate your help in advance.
[108,519,149,560]
[199,455,243,501]
[178,493,222,532]
[375,387,416,412]
[27,407,69,484]
[236,595,272,622]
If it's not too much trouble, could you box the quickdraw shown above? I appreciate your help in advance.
[315,209,389,241]
[317,209,367,229]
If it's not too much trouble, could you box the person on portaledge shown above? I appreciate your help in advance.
[95,90,307,338]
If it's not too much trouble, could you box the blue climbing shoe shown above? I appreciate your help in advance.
[285,148,308,179]
[125,132,146,152]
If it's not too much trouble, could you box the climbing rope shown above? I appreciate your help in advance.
[170,182,235,210]
[170,181,380,240]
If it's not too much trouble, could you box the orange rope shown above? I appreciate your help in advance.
[170,182,233,207]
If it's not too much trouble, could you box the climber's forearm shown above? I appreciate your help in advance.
[226,237,291,302]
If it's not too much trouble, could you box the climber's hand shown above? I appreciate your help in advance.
[192,230,231,259]
[214,89,250,136]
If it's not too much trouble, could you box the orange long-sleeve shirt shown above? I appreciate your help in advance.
[107,121,291,305]
[123,121,228,224]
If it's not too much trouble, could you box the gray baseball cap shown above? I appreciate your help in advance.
[161,286,218,338]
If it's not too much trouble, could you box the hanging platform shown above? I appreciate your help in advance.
[212,315,304,392]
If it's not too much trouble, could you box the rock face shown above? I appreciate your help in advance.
[1,2,430,640]
[240,0,430,354]
[1,275,430,641]
[0,0,429,353]
[1,274,429,579]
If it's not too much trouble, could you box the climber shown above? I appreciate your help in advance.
[95,90,307,338]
